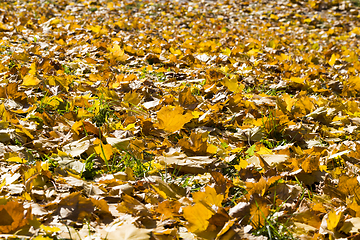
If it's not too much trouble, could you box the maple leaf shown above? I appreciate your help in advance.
[94,138,114,162]
[245,176,268,200]
[249,196,270,229]
[45,192,112,222]
[183,202,214,233]
[156,200,181,219]
[193,186,224,207]
[0,201,32,234]
[178,131,209,155]
[179,87,198,110]
[156,105,193,133]
[117,194,151,217]
[327,210,342,231]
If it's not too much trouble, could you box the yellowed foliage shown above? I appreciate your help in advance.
[156,106,193,132]
[94,138,114,161]
[183,202,214,233]
[193,186,224,207]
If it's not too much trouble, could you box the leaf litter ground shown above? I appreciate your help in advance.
[0,0,360,239]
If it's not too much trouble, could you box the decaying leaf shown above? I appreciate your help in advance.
[106,224,151,240]
[157,154,216,174]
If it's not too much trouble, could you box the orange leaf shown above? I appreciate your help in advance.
[249,196,270,228]
[179,87,198,110]
[178,132,208,155]
[245,177,268,200]
[301,156,320,173]
[0,201,32,233]
[156,200,181,219]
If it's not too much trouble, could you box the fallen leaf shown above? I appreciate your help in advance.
[0,201,32,234]
[106,224,151,240]
[156,106,193,133]
[183,202,214,233]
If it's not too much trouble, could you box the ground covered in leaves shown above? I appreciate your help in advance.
[2,0,360,239]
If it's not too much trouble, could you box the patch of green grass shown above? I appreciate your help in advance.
[92,107,114,127]
[223,186,247,208]
[62,64,73,75]
[252,183,295,240]
[139,68,166,82]
[90,96,116,127]
[89,7,97,12]
[351,0,360,7]
[252,213,295,240]
[8,60,16,69]
[261,108,288,143]
[118,150,150,177]
[81,153,97,180]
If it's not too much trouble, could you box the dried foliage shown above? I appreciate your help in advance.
[1,0,360,239]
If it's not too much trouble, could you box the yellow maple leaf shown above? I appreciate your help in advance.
[192,110,202,118]
[277,53,290,61]
[107,2,115,10]
[222,47,232,56]
[109,43,128,62]
[329,53,338,67]
[257,146,272,155]
[89,25,101,33]
[234,158,248,170]
[50,18,60,25]
[123,91,141,106]
[207,144,217,154]
[193,186,224,207]
[22,74,41,87]
[222,76,239,93]
[289,77,305,84]
[94,139,113,161]
[270,14,279,21]
[327,210,342,231]
[156,106,193,133]
[347,76,360,91]
[77,108,93,119]
[0,201,32,234]
[183,202,213,233]
[293,96,314,117]
[7,156,27,163]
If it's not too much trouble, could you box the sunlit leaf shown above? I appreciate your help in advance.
[0,201,32,233]
[94,138,113,161]
[327,210,342,231]
[193,186,224,207]
[329,53,338,67]
[156,106,193,132]
[249,196,269,228]
[183,202,214,233]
